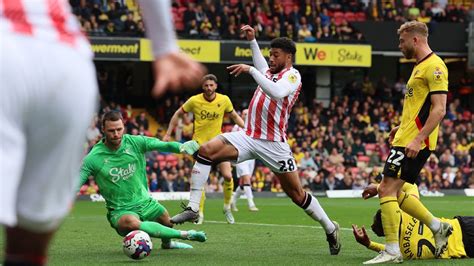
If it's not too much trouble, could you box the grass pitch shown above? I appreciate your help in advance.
[1,196,473,265]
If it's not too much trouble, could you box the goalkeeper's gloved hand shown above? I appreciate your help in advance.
[179,140,200,155]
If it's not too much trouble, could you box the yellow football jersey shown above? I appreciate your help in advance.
[398,213,466,259]
[392,53,448,151]
[182,93,233,144]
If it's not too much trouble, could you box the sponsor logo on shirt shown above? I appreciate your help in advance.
[200,110,220,120]
[109,163,136,183]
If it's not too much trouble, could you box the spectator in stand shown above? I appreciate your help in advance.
[136,112,149,130]
[300,150,319,170]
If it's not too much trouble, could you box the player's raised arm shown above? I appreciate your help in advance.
[229,110,245,128]
[241,25,268,73]
[143,136,199,155]
[164,107,186,141]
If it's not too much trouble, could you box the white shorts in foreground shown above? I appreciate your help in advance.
[0,34,97,232]
[221,130,296,173]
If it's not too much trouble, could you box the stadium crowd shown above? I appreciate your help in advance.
[71,0,473,42]
[79,74,473,195]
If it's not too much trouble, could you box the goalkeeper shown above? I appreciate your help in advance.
[79,111,207,249]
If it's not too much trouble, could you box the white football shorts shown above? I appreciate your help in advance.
[236,159,255,177]
[0,33,98,232]
[221,130,297,173]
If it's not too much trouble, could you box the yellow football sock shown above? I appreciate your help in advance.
[199,189,205,214]
[380,196,401,244]
[397,191,434,226]
[223,178,234,207]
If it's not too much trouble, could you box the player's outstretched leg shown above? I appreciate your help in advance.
[276,172,341,255]
[171,154,212,224]
[397,191,453,257]
[172,137,239,224]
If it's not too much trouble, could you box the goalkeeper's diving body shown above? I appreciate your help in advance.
[79,111,207,249]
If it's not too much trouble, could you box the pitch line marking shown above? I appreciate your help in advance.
[205,220,353,231]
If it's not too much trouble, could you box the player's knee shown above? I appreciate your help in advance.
[118,216,140,232]
[198,143,213,159]
[222,172,232,181]
[378,182,396,197]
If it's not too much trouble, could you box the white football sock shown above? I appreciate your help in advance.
[188,162,211,212]
[428,217,441,233]
[385,242,401,255]
[232,186,243,204]
[243,185,256,207]
[304,194,335,234]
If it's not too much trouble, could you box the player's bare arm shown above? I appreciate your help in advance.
[229,110,245,128]
[405,93,446,158]
[388,126,399,145]
[164,107,186,141]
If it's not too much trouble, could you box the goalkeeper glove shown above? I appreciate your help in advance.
[180,140,200,155]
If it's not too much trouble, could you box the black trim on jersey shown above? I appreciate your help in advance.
[416,52,434,65]
[429,91,448,95]
[417,93,432,126]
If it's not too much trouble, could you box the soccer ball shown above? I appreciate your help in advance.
[122,230,153,260]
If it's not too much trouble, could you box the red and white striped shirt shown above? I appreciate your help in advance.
[245,67,302,142]
[0,0,90,55]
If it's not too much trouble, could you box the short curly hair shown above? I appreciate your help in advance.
[270,37,296,55]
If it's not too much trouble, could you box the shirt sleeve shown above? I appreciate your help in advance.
[425,63,448,93]
[138,0,179,58]
[249,67,301,99]
[144,136,181,153]
[79,157,94,190]
[181,97,194,113]
[250,39,269,73]
[368,241,386,252]
[224,96,234,113]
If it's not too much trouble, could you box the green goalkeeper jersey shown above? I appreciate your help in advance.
[79,134,181,210]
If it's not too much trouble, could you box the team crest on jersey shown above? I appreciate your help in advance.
[288,73,297,84]
[433,67,443,82]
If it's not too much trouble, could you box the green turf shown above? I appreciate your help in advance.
[1,196,473,265]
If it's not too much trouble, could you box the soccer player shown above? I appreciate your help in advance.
[364,21,452,264]
[353,184,473,260]
[164,74,245,224]
[171,25,341,255]
[230,109,259,212]
[79,111,207,249]
[1,0,205,264]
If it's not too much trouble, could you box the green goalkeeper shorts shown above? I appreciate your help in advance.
[106,198,167,236]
